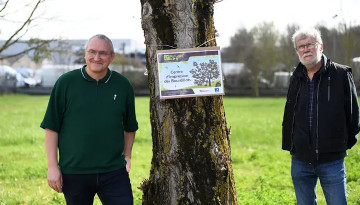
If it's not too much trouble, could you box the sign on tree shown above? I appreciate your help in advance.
[157,47,224,99]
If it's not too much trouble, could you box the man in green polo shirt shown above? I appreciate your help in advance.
[41,34,138,205]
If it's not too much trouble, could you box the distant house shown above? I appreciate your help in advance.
[221,62,253,89]
[0,58,10,67]
[0,39,145,68]
[272,71,291,89]
[11,55,39,69]
[222,62,245,76]
[39,64,79,87]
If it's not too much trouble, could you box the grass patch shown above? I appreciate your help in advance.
[0,94,359,204]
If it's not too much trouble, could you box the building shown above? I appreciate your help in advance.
[0,39,145,67]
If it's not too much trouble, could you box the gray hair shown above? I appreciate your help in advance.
[85,34,114,53]
[291,28,323,49]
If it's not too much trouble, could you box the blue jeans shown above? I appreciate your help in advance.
[62,168,133,205]
[291,156,347,205]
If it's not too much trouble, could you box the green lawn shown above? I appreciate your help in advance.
[0,94,359,204]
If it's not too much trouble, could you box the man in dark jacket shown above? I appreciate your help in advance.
[282,28,360,205]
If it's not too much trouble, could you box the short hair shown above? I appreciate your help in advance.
[85,34,114,53]
[291,28,323,49]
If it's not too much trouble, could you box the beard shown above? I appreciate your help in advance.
[299,51,322,68]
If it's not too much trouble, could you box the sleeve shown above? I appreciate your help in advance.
[123,81,138,132]
[345,69,360,149]
[40,79,66,132]
[282,75,299,150]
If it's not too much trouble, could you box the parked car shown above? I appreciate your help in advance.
[0,65,18,92]
[14,67,40,87]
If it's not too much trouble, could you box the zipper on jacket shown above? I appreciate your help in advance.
[327,76,331,102]
[316,75,322,161]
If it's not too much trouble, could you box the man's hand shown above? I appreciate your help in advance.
[45,129,62,192]
[47,166,63,193]
[125,155,131,173]
[123,131,135,173]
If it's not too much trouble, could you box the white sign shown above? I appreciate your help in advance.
[157,47,224,99]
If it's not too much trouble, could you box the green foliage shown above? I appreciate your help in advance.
[0,95,359,204]
[112,53,128,65]
[27,38,53,63]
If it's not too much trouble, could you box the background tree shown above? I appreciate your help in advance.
[278,24,299,72]
[221,21,360,93]
[73,48,86,64]
[338,22,360,85]
[112,53,128,65]
[48,40,74,65]
[222,28,254,63]
[0,0,52,62]
[317,23,360,85]
[139,0,237,204]
[317,25,337,61]
[340,22,356,66]
[248,22,279,96]
[222,28,254,90]
[222,22,279,96]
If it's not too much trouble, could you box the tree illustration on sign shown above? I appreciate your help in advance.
[190,59,220,86]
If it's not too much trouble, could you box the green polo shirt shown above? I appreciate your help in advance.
[41,65,138,174]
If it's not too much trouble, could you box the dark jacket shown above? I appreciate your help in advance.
[282,55,360,164]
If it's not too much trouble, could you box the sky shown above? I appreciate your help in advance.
[1,0,360,48]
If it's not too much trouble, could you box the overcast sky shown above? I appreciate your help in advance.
[1,0,360,48]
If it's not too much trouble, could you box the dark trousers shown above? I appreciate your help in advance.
[62,168,133,205]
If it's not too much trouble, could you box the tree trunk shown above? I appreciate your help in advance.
[253,73,259,97]
[139,0,237,204]
[344,28,354,66]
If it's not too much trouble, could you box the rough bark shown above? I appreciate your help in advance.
[139,0,237,204]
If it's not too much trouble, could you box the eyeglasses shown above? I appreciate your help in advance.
[86,50,111,58]
[296,42,318,51]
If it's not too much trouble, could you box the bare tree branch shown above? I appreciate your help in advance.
[0,27,30,54]
[0,0,10,14]
[0,0,43,53]
[0,39,52,61]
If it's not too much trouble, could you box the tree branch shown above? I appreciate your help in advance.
[0,0,43,53]
[0,0,10,14]
[0,27,30,53]
[0,39,52,61]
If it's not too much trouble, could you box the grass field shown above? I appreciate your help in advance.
[0,94,359,204]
